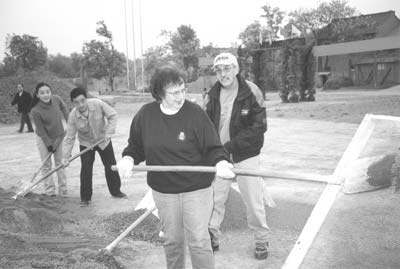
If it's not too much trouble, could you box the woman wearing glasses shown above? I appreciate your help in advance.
[117,65,235,269]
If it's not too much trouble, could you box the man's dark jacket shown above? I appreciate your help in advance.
[11,91,32,114]
[205,75,267,163]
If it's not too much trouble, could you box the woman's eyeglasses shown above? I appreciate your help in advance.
[166,88,187,97]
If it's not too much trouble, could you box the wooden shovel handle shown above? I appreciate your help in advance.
[13,139,105,199]
[30,132,67,182]
[111,165,333,183]
[102,205,156,254]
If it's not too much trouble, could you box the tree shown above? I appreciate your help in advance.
[82,21,125,91]
[82,40,125,91]
[2,54,18,76]
[144,45,169,73]
[162,25,200,81]
[0,63,5,78]
[4,34,48,72]
[238,21,264,50]
[260,4,285,43]
[70,52,83,76]
[48,54,77,78]
[280,22,303,39]
[238,4,284,49]
[142,45,180,84]
[290,0,358,44]
[198,43,219,57]
[318,0,357,24]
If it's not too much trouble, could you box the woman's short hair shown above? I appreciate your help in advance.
[70,87,87,101]
[150,65,186,101]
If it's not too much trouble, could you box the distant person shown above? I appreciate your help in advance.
[206,52,270,260]
[63,87,126,207]
[11,83,34,133]
[116,65,235,269]
[31,82,69,197]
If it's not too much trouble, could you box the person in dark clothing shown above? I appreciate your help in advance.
[11,83,34,133]
[206,52,272,260]
[117,65,235,269]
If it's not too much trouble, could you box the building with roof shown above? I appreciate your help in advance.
[313,11,400,88]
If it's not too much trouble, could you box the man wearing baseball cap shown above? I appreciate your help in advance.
[205,52,271,260]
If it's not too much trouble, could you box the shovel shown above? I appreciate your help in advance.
[111,165,334,183]
[100,205,157,254]
[30,132,66,183]
[12,138,105,199]
[100,165,332,253]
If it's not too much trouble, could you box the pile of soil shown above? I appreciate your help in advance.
[0,188,123,268]
[0,189,65,234]
[98,188,249,245]
[100,209,163,245]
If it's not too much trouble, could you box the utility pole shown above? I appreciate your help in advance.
[138,0,145,92]
[131,0,137,90]
[124,0,130,90]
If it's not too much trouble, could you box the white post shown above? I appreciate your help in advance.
[138,0,145,92]
[282,114,376,268]
[124,0,130,90]
[131,0,137,90]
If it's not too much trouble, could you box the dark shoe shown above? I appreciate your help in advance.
[49,194,56,197]
[80,200,90,207]
[112,192,127,198]
[254,242,269,260]
[209,230,219,252]
[17,130,23,133]
[27,129,34,133]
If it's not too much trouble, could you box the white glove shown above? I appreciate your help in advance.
[117,156,134,178]
[216,160,235,179]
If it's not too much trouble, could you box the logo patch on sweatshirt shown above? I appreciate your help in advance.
[241,109,249,115]
[178,131,186,141]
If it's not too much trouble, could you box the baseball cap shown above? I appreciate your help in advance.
[212,52,238,69]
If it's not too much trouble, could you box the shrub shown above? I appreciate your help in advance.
[288,90,300,103]
[0,71,74,124]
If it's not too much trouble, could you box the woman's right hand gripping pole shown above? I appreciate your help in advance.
[116,156,134,178]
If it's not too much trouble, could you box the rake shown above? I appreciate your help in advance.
[12,139,105,199]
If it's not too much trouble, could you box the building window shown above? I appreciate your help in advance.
[377,64,385,71]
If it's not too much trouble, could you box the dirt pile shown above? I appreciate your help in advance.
[343,154,397,194]
[0,188,123,268]
[100,209,163,245]
[96,188,248,249]
[0,189,65,234]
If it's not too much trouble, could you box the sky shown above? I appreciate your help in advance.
[0,0,399,61]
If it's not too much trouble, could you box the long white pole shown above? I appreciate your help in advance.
[124,0,130,90]
[101,205,156,254]
[131,0,137,90]
[138,0,145,92]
